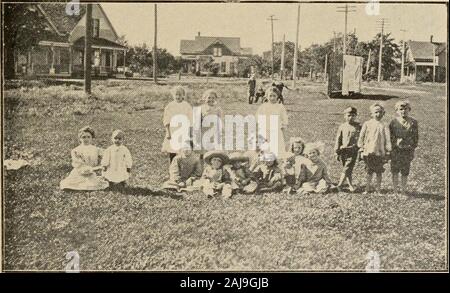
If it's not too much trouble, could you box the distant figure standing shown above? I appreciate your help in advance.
[272,81,290,104]
[254,86,265,104]
[248,74,256,104]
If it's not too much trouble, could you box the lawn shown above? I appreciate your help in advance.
[3,77,447,271]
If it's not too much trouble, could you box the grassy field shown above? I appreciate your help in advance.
[3,77,447,271]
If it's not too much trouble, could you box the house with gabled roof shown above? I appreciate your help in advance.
[405,37,447,82]
[180,32,252,76]
[15,3,127,78]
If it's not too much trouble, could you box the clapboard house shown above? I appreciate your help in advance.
[15,3,127,78]
[180,33,252,76]
[405,37,447,82]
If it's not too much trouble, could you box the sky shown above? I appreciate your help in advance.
[101,2,447,56]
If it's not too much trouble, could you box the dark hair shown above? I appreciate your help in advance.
[78,126,95,138]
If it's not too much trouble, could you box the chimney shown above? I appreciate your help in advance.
[430,35,434,43]
[198,32,200,37]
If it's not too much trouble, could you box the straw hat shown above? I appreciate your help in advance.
[204,150,229,165]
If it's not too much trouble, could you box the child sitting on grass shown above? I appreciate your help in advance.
[295,142,335,195]
[60,126,109,191]
[162,141,202,192]
[201,151,233,198]
[254,86,265,104]
[283,137,308,194]
[252,152,283,193]
[244,134,268,172]
[161,86,193,163]
[226,152,258,194]
[101,130,133,190]
[334,107,361,192]
[389,100,419,194]
[358,103,392,194]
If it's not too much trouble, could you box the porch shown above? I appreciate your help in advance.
[15,38,127,78]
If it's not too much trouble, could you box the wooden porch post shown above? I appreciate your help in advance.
[69,47,73,75]
[50,45,55,74]
[110,49,113,71]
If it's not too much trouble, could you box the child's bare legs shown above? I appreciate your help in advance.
[400,174,408,194]
[364,172,374,193]
[346,177,356,192]
[392,172,400,192]
[375,172,382,192]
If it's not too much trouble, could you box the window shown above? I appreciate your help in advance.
[221,62,226,73]
[213,47,222,57]
[92,19,100,38]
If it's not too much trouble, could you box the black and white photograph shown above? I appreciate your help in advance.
[1,0,448,274]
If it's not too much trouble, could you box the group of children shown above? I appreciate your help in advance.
[60,84,419,197]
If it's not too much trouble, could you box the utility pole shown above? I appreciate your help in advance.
[336,4,356,55]
[84,3,92,94]
[333,31,336,52]
[376,18,389,82]
[153,4,158,83]
[366,48,372,75]
[400,29,407,83]
[292,4,300,87]
[267,15,278,79]
[280,34,285,80]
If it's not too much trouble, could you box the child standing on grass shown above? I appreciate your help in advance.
[295,142,335,195]
[201,151,233,198]
[389,100,419,194]
[256,86,288,158]
[101,130,133,190]
[199,89,223,153]
[334,107,361,192]
[60,127,109,191]
[248,74,256,104]
[357,103,392,194]
[226,152,258,194]
[162,141,202,191]
[252,152,283,193]
[161,86,193,163]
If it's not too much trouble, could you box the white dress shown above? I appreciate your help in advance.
[60,144,109,190]
[101,145,133,183]
[161,101,193,154]
[255,102,288,157]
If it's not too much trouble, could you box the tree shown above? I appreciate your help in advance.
[4,3,52,79]
[360,33,401,81]
[237,55,269,77]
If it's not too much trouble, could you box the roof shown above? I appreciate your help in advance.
[37,3,86,35]
[36,3,118,41]
[180,36,241,55]
[73,37,127,49]
[407,40,446,61]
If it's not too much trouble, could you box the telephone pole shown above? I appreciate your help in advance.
[336,4,356,55]
[376,18,389,82]
[400,29,407,83]
[267,15,278,79]
[84,3,92,94]
[292,4,300,87]
[153,4,158,83]
[280,34,285,80]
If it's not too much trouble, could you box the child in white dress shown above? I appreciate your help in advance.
[198,89,223,153]
[101,130,133,189]
[162,86,193,162]
[295,142,335,195]
[60,127,109,191]
[255,86,288,158]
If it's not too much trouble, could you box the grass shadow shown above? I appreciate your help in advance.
[121,186,184,200]
[329,92,398,100]
[407,191,446,201]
